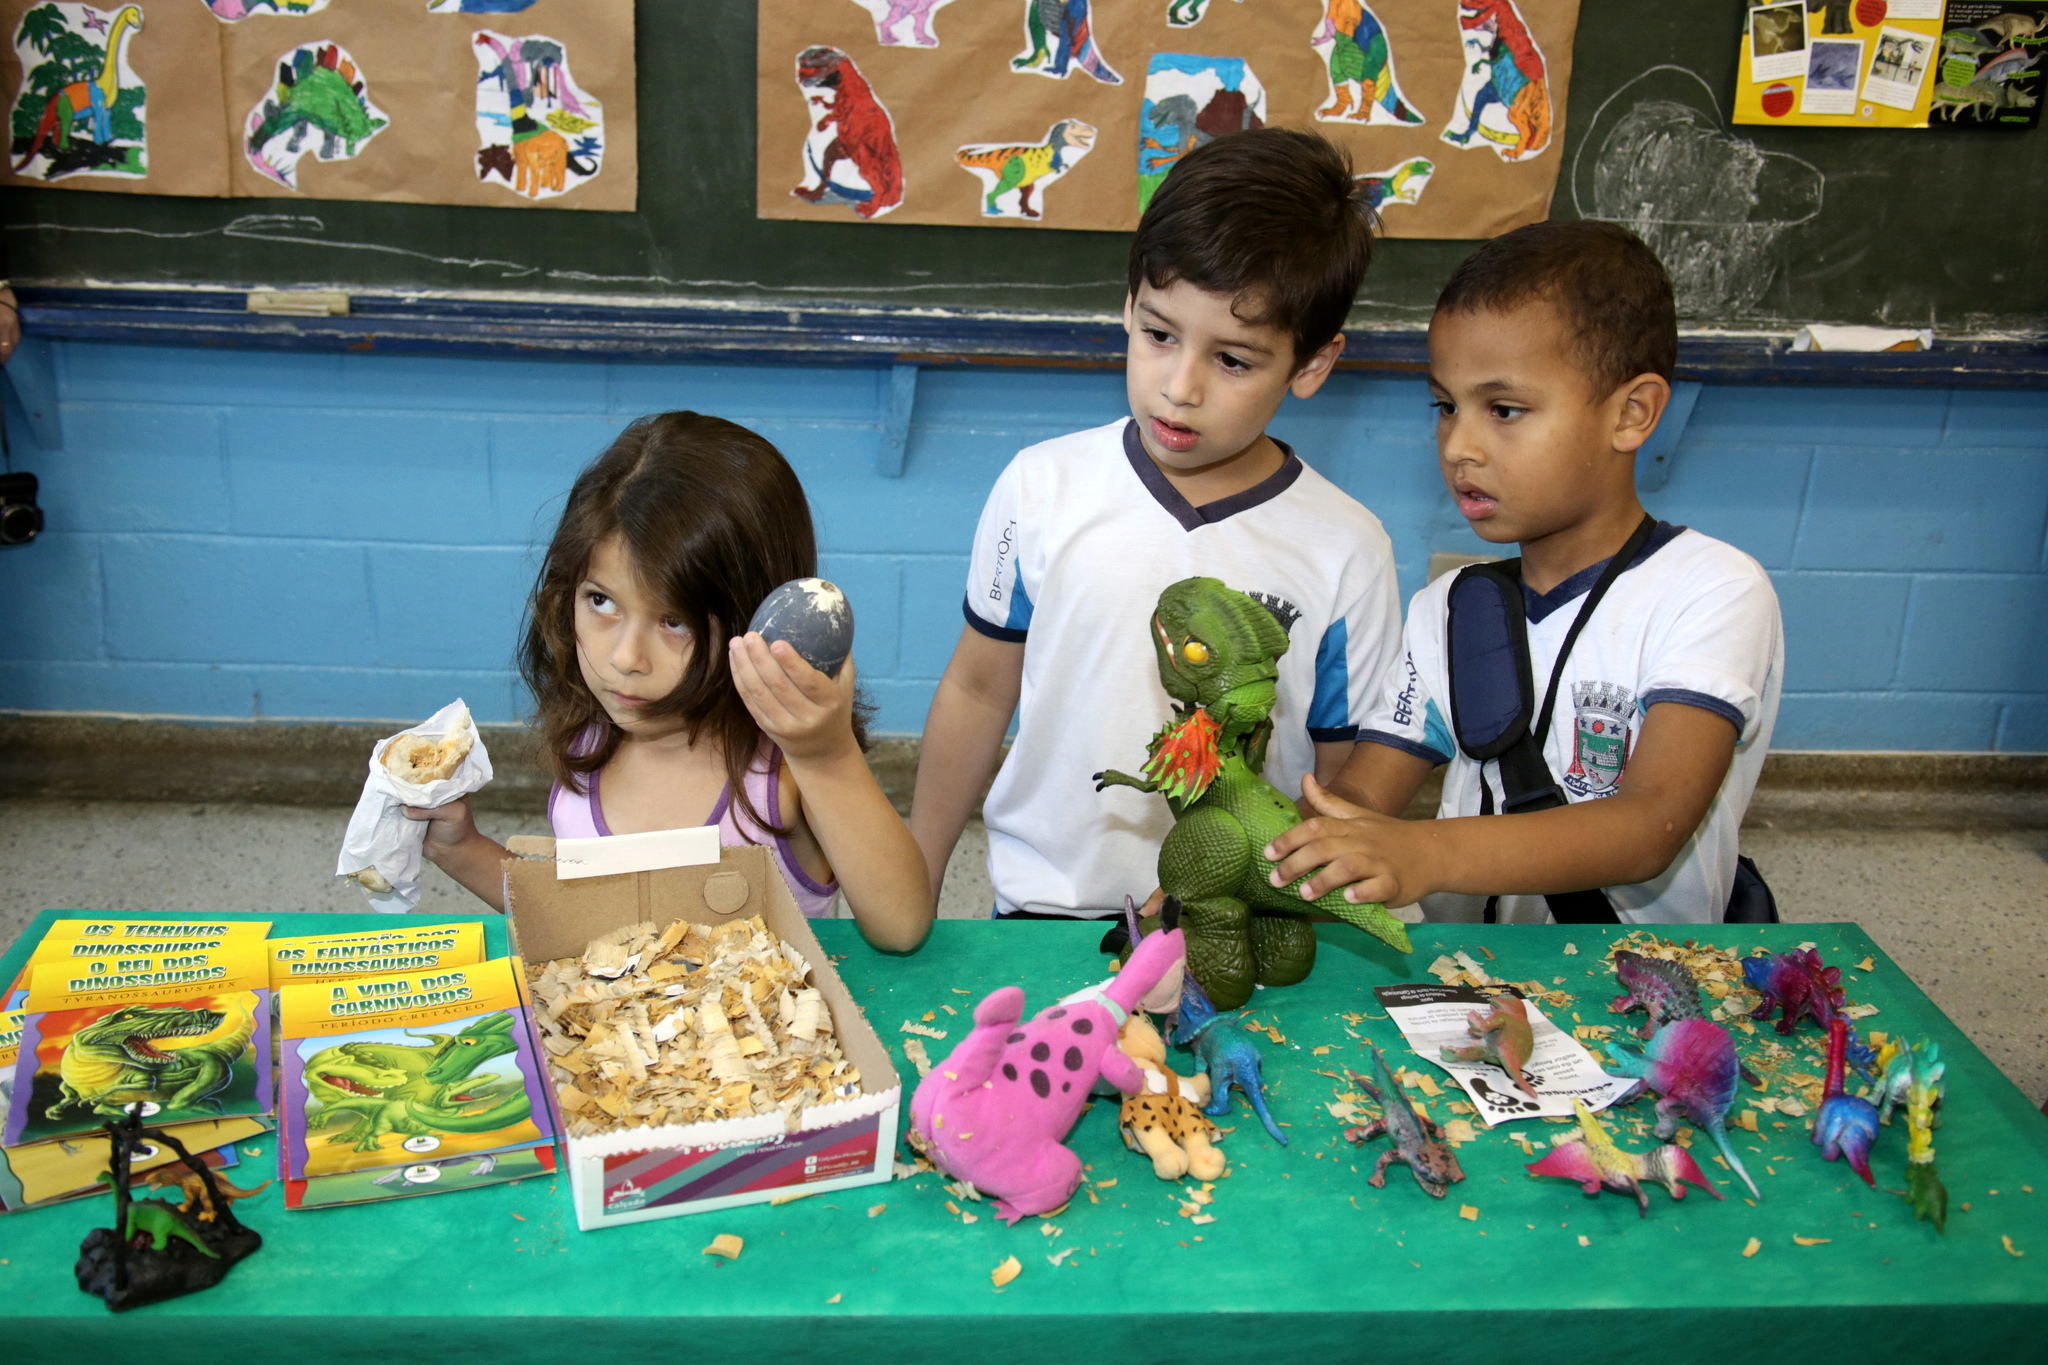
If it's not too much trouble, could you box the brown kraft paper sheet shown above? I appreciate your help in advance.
[756,0,1577,239]
[1,0,634,210]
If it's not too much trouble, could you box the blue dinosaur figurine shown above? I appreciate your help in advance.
[1169,976,1286,1146]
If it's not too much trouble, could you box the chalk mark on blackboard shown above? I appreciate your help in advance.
[11,214,541,278]
[13,213,1127,298]
[541,269,1127,295]
[1569,66,1823,319]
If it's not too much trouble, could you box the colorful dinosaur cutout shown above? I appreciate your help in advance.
[1525,1097,1722,1217]
[1344,1044,1465,1198]
[1096,578,1411,1009]
[10,3,145,180]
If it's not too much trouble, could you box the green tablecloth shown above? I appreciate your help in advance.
[3,911,2044,1361]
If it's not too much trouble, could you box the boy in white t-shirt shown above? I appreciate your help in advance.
[909,128,1403,920]
[1268,222,1783,925]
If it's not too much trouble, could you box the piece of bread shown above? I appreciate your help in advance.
[381,704,474,784]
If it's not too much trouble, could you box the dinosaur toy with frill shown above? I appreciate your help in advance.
[1095,577,1412,1009]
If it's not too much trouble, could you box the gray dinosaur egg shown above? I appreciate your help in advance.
[747,577,855,678]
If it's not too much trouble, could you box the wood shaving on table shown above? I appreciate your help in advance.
[901,1021,949,1039]
[1443,1119,1478,1146]
[1855,957,1876,972]
[903,1037,934,1077]
[867,1203,887,1217]
[1458,1205,1478,1221]
[1793,1236,1831,1246]
[525,915,862,1138]
[1048,1247,1076,1266]
[2004,1236,2025,1257]
[1742,1237,1761,1258]
[991,1255,1022,1287]
[1563,943,1578,955]
[1191,1213,1215,1225]
[703,1234,744,1259]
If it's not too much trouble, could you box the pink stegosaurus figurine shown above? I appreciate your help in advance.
[910,928,1186,1223]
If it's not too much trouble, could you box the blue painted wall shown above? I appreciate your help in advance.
[2,341,2044,750]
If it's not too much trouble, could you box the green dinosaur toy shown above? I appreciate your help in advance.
[1096,577,1412,1007]
[94,1179,220,1259]
[51,1000,256,1122]
[302,1011,531,1153]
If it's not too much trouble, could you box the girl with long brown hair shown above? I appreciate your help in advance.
[404,412,932,951]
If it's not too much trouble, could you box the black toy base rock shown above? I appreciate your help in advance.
[76,1218,262,1312]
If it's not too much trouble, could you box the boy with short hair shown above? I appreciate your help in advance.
[910,128,1402,919]
[1267,221,1783,925]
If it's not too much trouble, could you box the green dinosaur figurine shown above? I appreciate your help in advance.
[94,1178,220,1259]
[1097,577,1412,1007]
[303,1012,531,1153]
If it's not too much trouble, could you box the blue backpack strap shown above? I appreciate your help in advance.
[1443,516,1659,926]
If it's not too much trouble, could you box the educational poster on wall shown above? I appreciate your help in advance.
[755,0,1581,238]
[1932,2,2045,127]
[0,0,637,210]
[1732,0,1945,128]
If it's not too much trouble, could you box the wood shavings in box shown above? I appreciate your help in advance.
[525,914,862,1138]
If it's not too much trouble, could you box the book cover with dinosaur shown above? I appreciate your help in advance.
[265,921,485,992]
[3,938,273,1147]
[7,918,272,1009]
[278,957,554,1194]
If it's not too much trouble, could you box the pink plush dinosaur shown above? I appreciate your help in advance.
[910,928,1186,1223]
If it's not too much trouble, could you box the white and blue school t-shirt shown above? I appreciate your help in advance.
[965,418,1402,918]
[1359,523,1783,925]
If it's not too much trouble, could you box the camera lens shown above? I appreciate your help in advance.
[0,498,41,545]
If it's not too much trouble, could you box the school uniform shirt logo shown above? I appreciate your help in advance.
[1563,681,1637,798]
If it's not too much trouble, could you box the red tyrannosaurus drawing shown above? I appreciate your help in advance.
[790,45,904,220]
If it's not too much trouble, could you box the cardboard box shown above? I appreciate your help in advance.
[501,837,900,1232]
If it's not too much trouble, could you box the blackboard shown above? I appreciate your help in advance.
[1,0,2044,337]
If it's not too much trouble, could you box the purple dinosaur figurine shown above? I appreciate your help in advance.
[1610,950,1706,1039]
[1814,1017,1879,1187]
[1744,948,1844,1034]
[1611,950,1761,1084]
[1603,1018,1759,1199]
[910,928,1187,1224]
[1743,947,1876,1072]
[1343,1044,1465,1198]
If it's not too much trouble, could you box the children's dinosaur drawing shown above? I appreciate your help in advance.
[9,2,145,181]
[472,29,604,200]
[1441,0,1551,163]
[1165,0,1239,27]
[1139,54,1266,212]
[429,0,539,11]
[954,119,1095,220]
[243,42,389,191]
[204,0,330,20]
[851,0,956,48]
[1352,157,1432,212]
[791,46,904,220]
[1012,0,1122,84]
[1311,0,1424,126]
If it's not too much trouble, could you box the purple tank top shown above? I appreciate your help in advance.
[546,732,839,918]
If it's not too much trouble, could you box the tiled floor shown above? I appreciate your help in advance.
[1,801,2041,1105]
